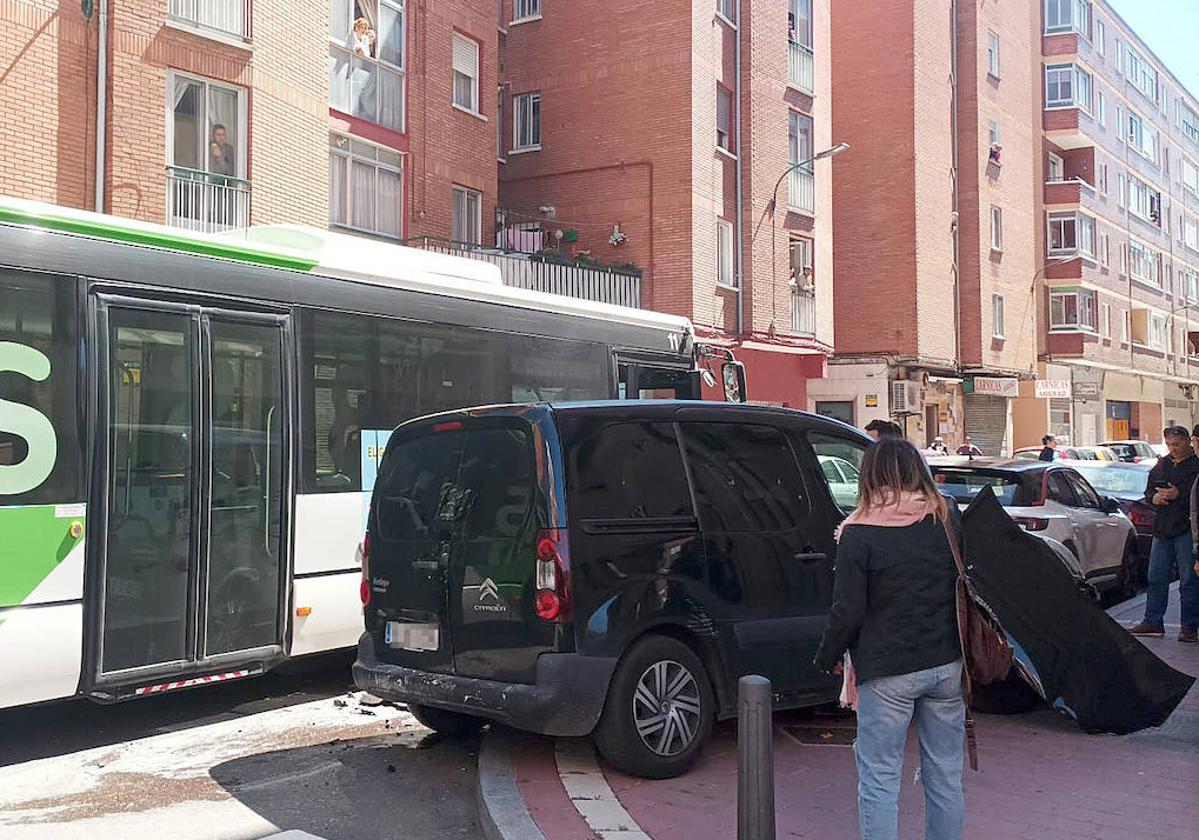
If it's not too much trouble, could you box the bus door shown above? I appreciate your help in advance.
[617,359,701,400]
[89,295,289,694]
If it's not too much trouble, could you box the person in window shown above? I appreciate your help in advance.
[353,17,376,57]
[208,124,236,178]
[1038,434,1057,461]
[815,438,965,840]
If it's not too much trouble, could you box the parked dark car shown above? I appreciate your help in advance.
[1067,461,1154,585]
[352,401,872,778]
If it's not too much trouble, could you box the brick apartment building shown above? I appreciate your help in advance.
[0,0,496,246]
[817,0,1041,456]
[497,0,835,407]
[1022,0,1199,447]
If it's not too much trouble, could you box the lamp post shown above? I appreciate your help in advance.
[768,142,850,214]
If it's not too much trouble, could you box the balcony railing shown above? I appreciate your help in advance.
[166,166,250,233]
[791,293,816,335]
[168,0,250,39]
[329,46,405,134]
[788,41,814,93]
[789,167,815,214]
[407,237,642,309]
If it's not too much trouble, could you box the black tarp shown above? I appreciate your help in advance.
[961,487,1194,734]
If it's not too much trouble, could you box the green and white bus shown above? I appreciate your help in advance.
[0,196,742,709]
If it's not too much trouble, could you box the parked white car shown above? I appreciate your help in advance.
[817,454,860,511]
[928,458,1137,597]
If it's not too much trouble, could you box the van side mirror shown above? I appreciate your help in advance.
[721,361,747,403]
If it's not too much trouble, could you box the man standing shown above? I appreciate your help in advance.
[1038,434,1057,461]
[1131,426,1199,643]
[956,436,983,456]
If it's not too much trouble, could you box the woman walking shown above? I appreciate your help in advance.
[815,437,966,840]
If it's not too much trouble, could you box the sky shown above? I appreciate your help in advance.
[1106,0,1199,99]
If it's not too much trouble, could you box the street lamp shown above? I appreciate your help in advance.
[768,142,850,214]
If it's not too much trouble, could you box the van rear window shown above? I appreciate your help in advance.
[569,422,692,520]
[375,426,536,541]
[932,470,1026,506]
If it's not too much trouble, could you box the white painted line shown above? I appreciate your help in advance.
[554,739,651,840]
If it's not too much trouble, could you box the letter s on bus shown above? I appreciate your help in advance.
[0,341,57,496]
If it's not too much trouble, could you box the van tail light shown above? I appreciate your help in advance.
[1012,516,1050,532]
[1130,504,1155,529]
[534,529,571,623]
[359,532,372,606]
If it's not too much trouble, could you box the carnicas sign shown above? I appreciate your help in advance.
[1035,379,1072,399]
[972,377,1020,398]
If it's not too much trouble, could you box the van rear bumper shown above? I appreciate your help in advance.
[352,634,618,737]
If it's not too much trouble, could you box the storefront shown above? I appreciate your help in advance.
[964,377,1017,457]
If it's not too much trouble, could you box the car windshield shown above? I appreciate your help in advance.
[931,470,1025,506]
[1071,466,1149,496]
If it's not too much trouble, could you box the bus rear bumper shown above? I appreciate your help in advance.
[352,633,616,737]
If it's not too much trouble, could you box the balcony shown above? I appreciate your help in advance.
[788,41,813,93]
[791,292,816,335]
[329,46,405,134]
[789,167,814,214]
[168,0,250,40]
[407,237,642,309]
[166,166,250,233]
[1043,177,1095,206]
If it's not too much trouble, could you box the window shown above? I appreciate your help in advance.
[1184,214,1199,251]
[1095,18,1105,55]
[570,422,693,520]
[301,310,611,492]
[808,433,868,514]
[680,424,808,533]
[1079,213,1096,257]
[1101,302,1111,337]
[990,206,1003,251]
[1183,158,1199,195]
[169,73,245,179]
[452,185,481,244]
[717,0,736,24]
[1182,103,1199,146]
[1125,45,1158,102]
[452,33,480,113]
[717,86,732,151]
[992,294,1005,339]
[1128,240,1160,286]
[513,0,540,22]
[1099,162,1108,194]
[1117,173,1125,208]
[1047,211,1094,257]
[513,91,541,150]
[329,133,404,238]
[168,0,248,38]
[1127,175,1161,226]
[1050,289,1096,331]
[1116,105,1124,142]
[1048,152,1064,181]
[788,111,814,212]
[0,270,81,506]
[716,218,734,287]
[988,120,1001,147]
[328,0,406,133]
[1122,309,1130,343]
[987,31,1000,78]
[1183,267,1199,303]
[1127,110,1157,162]
[1045,0,1090,35]
[1150,314,1167,349]
[789,0,812,48]
[1100,231,1110,267]
[1097,89,1106,128]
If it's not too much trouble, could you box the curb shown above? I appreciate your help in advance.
[477,726,547,840]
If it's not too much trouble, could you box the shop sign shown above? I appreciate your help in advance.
[1035,379,1072,399]
[972,377,1020,398]
[1073,381,1100,399]
[865,394,878,408]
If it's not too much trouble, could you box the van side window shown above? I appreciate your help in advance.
[679,423,807,532]
[570,422,692,520]
[807,433,868,514]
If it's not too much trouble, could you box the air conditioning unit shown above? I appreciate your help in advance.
[890,380,920,414]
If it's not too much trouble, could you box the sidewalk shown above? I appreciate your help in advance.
[492,587,1198,840]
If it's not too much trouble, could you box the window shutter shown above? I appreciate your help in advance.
[453,34,478,79]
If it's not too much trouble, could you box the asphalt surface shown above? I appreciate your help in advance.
[0,652,484,840]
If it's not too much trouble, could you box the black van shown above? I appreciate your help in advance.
[352,401,869,778]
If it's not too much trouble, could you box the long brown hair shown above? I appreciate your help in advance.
[854,437,948,520]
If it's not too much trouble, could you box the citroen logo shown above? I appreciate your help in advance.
[479,578,500,603]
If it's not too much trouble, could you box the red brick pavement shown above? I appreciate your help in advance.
[512,592,1198,840]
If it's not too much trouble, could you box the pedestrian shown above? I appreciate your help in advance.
[956,436,982,456]
[815,438,965,840]
[1130,426,1199,643]
[1038,434,1057,461]
[866,419,903,441]
[927,436,948,456]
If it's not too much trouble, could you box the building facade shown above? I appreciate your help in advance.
[497,0,835,407]
[820,0,1040,456]
[1026,0,1199,447]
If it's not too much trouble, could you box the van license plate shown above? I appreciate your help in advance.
[385,621,439,651]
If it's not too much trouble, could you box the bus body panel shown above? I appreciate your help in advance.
[290,572,365,656]
[0,602,83,707]
[293,493,363,576]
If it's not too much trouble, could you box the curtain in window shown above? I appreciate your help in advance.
[378,0,404,67]
[377,168,402,238]
[330,0,352,45]
[329,154,348,227]
[173,78,203,171]
[352,159,376,231]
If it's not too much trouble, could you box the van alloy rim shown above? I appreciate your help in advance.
[632,659,702,756]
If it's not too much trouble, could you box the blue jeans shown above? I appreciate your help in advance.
[854,660,965,840]
[1145,531,1199,631]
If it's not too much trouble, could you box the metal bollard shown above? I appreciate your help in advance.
[737,674,776,840]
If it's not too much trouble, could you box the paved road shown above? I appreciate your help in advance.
[0,653,483,840]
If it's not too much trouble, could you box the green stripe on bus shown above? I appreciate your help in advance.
[0,206,319,272]
[0,505,85,608]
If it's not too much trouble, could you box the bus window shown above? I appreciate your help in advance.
[0,270,80,506]
[618,364,699,400]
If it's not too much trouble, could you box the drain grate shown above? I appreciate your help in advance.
[780,722,857,747]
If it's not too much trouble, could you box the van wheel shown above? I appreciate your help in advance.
[407,704,486,736]
[593,635,715,780]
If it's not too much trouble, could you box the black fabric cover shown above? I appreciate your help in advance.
[961,487,1194,734]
